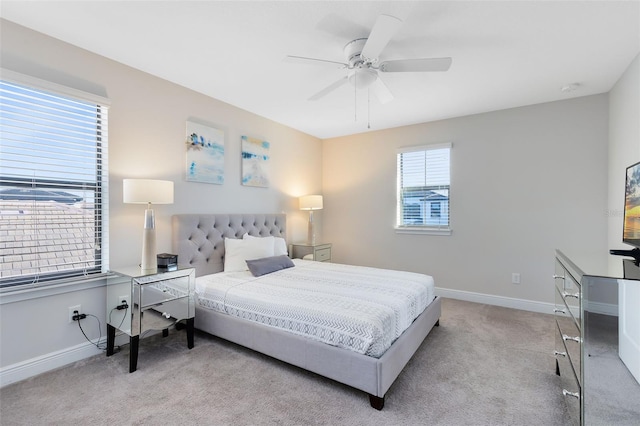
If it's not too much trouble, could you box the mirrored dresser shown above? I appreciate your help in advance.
[554,250,640,425]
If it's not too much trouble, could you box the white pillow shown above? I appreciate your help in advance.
[243,234,288,256]
[274,237,288,256]
[224,237,275,272]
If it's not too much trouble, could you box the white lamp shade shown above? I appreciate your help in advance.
[123,179,174,204]
[299,195,323,211]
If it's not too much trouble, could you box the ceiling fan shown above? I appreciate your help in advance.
[285,14,452,104]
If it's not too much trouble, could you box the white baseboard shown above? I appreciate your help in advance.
[0,339,103,388]
[435,287,555,315]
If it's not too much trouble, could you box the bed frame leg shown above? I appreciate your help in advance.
[369,394,385,410]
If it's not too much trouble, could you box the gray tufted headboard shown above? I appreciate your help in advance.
[171,214,286,277]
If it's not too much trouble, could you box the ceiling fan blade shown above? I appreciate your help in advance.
[379,57,452,73]
[284,55,347,68]
[361,14,403,61]
[308,76,349,101]
[370,77,394,104]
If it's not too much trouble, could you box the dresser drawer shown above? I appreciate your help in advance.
[555,261,580,313]
[555,321,581,426]
[556,315,581,382]
[555,285,580,331]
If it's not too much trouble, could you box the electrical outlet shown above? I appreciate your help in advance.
[68,305,81,323]
[511,273,521,284]
[119,295,130,309]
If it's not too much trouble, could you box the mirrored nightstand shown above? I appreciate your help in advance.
[106,266,195,372]
[291,243,332,262]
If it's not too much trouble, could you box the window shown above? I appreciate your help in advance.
[397,143,451,234]
[0,74,109,288]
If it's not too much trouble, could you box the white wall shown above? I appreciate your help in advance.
[322,95,610,308]
[608,52,640,271]
[0,20,322,375]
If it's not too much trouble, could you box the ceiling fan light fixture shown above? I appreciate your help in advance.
[348,68,378,89]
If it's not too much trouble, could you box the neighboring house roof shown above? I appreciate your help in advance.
[0,200,97,280]
[404,189,449,202]
[0,189,83,204]
[421,191,448,202]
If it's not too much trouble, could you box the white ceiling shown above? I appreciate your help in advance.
[2,1,639,139]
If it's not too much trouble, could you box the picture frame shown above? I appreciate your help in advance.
[185,120,225,184]
[241,135,270,188]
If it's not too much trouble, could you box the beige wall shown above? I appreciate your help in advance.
[322,95,610,306]
[0,20,322,370]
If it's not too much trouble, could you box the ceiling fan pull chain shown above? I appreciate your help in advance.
[354,71,357,122]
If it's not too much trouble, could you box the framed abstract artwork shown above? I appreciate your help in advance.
[241,135,270,188]
[185,120,225,184]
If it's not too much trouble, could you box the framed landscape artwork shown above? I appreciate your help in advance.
[185,120,225,184]
[241,135,270,188]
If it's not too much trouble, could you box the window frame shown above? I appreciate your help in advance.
[0,69,110,292]
[395,142,452,236]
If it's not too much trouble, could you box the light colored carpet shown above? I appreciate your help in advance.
[0,298,568,425]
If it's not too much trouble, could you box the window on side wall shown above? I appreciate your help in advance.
[396,143,451,235]
[0,73,110,289]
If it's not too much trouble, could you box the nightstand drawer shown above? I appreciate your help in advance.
[292,243,332,262]
[141,296,191,333]
[139,279,190,308]
[315,247,331,262]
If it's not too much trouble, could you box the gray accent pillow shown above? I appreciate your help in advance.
[246,255,295,277]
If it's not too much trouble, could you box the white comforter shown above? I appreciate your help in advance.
[195,259,435,357]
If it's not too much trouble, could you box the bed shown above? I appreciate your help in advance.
[172,214,441,409]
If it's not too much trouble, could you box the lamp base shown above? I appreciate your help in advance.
[307,210,316,245]
[141,209,157,274]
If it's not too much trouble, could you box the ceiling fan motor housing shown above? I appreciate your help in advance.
[344,38,371,67]
[344,38,379,88]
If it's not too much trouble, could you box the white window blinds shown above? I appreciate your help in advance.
[0,77,109,288]
[397,143,451,231]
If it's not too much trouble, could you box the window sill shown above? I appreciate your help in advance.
[395,227,452,236]
[0,274,109,305]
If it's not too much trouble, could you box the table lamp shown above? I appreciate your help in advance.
[123,179,174,273]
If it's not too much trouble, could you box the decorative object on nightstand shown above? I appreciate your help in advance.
[299,194,323,245]
[157,253,178,271]
[123,179,174,274]
[291,242,331,262]
[106,266,195,373]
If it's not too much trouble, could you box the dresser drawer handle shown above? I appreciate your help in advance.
[562,291,579,299]
[562,389,580,399]
[554,350,567,357]
[553,274,565,280]
[162,312,171,319]
[553,308,566,314]
[562,334,582,343]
